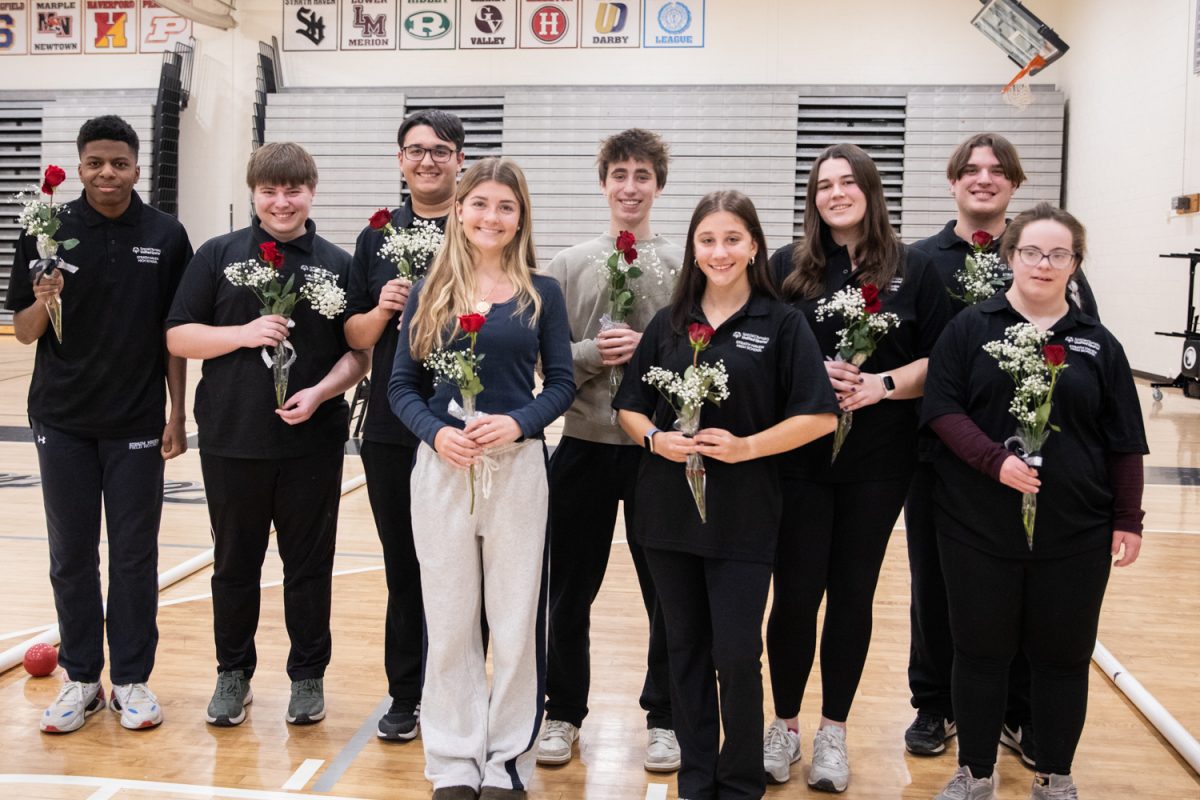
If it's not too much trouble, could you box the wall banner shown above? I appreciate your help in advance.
[399,0,455,50]
[138,0,191,53]
[580,0,637,49]
[519,0,576,49]
[283,0,338,51]
[342,0,397,50]
[0,0,29,54]
[458,0,514,49]
[642,0,701,48]
[31,0,81,54]
[83,0,137,54]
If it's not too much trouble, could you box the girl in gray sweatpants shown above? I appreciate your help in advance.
[388,158,575,799]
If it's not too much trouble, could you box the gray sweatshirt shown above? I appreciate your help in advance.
[544,233,683,445]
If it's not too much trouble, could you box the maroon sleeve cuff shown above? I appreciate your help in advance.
[1107,451,1145,534]
[928,413,1011,481]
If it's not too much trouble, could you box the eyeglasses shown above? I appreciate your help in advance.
[1014,246,1077,270]
[401,145,458,163]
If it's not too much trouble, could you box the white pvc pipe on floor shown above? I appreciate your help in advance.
[0,472,368,676]
[1093,640,1200,774]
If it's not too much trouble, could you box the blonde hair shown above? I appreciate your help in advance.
[407,157,541,360]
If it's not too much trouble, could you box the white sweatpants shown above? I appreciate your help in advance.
[411,440,549,792]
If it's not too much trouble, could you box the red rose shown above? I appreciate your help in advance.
[369,208,392,230]
[259,241,284,269]
[623,246,638,265]
[971,230,994,248]
[688,322,715,348]
[616,230,636,252]
[1043,344,1066,366]
[458,313,486,334]
[41,165,66,195]
[861,284,882,314]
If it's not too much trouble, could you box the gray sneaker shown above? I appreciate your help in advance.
[763,718,801,784]
[535,719,579,765]
[934,765,996,800]
[287,677,325,724]
[206,670,252,727]
[1030,773,1078,800]
[808,725,850,793]
[644,727,681,772]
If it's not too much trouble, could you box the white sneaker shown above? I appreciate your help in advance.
[808,725,850,793]
[935,765,997,799]
[111,682,163,730]
[1030,773,1078,800]
[536,719,579,765]
[763,718,801,784]
[40,680,105,733]
[644,727,681,772]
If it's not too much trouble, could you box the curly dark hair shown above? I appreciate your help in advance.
[76,115,139,157]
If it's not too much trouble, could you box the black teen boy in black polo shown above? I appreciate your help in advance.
[343,109,464,741]
[6,115,192,734]
[166,142,368,728]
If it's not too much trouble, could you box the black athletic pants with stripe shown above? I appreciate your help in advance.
[201,447,342,681]
[34,419,164,685]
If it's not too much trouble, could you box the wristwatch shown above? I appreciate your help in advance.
[880,374,895,399]
[643,426,660,453]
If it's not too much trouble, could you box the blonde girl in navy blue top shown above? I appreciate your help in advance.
[389,158,575,800]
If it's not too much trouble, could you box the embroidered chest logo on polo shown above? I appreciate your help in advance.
[1064,335,1101,358]
[887,276,904,293]
[131,246,162,265]
[732,331,769,353]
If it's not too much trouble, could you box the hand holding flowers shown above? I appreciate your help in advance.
[18,165,78,343]
[642,322,729,522]
[224,242,347,407]
[983,324,1069,548]
[814,283,901,461]
[425,313,489,512]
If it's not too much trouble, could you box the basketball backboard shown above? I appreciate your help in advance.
[971,0,1068,74]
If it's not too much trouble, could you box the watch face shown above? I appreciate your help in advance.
[882,375,896,391]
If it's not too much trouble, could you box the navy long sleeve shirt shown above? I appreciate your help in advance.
[388,272,576,449]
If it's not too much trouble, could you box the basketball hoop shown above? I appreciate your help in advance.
[155,0,237,30]
[1001,54,1045,110]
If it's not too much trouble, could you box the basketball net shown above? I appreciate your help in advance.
[1001,54,1046,110]
[155,0,237,30]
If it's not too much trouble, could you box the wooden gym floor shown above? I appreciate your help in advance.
[0,336,1196,799]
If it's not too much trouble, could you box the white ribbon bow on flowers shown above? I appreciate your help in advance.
[1004,434,1044,468]
[447,398,521,501]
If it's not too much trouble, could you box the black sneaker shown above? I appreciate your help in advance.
[905,711,957,755]
[1000,720,1037,769]
[377,701,419,741]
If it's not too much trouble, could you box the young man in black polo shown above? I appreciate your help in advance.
[344,109,465,741]
[166,142,368,727]
[6,114,192,733]
[538,128,682,772]
[905,133,1098,763]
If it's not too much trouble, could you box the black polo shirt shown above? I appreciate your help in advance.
[921,293,1148,559]
[166,218,352,459]
[5,190,192,438]
[912,219,1100,319]
[613,294,838,563]
[345,200,446,447]
[769,237,953,482]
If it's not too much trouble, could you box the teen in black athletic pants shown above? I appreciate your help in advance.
[925,203,1146,800]
[616,191,837,800]
[762,144,952,792]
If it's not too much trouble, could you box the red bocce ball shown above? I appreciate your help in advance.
[23,643,58,677]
